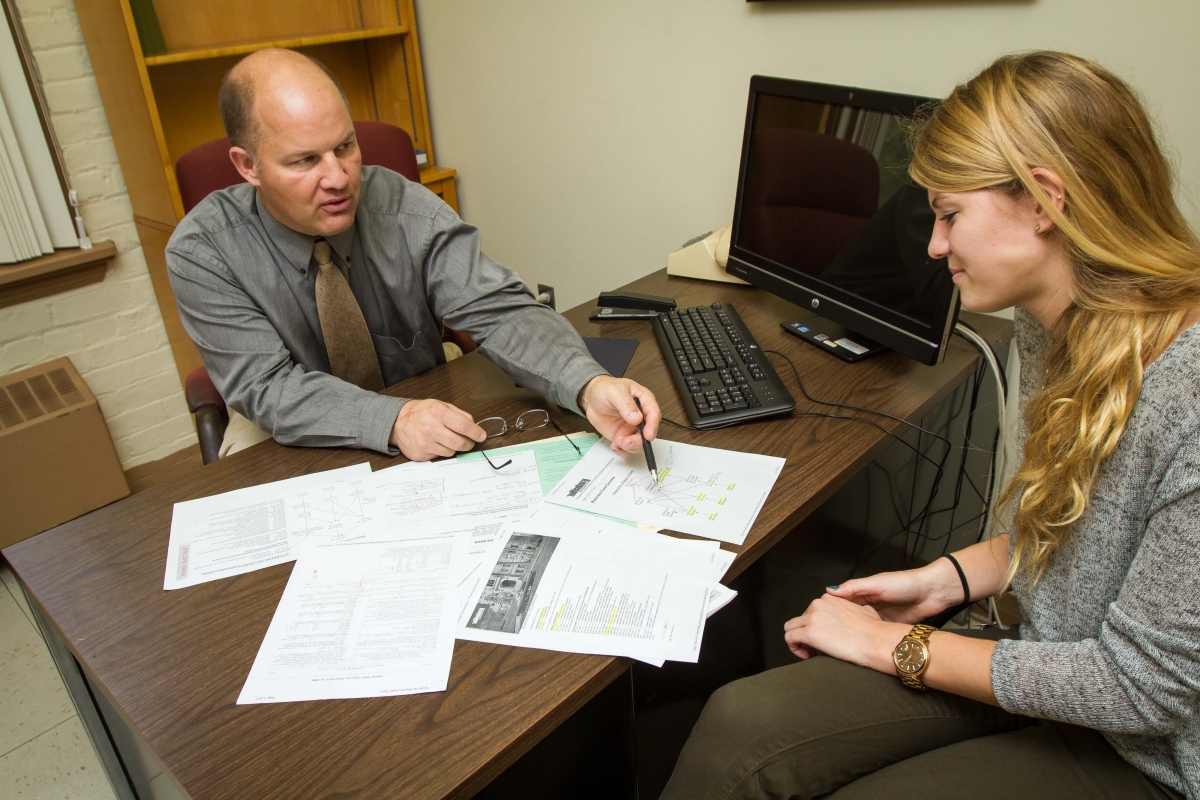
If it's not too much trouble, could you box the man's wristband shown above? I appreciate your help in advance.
[944,553,971,605]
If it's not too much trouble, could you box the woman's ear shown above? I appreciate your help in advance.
[1029,167,1067,234]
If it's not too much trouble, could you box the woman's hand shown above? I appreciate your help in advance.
[825,558,965,624]
[784,594,908,671]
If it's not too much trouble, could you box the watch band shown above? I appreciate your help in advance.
[896,624,936,690]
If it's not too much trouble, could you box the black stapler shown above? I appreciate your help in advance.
[596,291,676,313]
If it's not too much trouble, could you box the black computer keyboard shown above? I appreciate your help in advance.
[651,303,796,428]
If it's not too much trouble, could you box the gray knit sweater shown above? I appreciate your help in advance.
[990,309,1200,798]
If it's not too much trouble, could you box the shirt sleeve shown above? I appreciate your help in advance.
[166,241,405,454]
[419,203,608,414]
[989,433,1200,735]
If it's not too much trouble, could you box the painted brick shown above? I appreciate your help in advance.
[116,419,198,464]
[98,375,185,416]
[14,9,82,49]
[39,76,101,113]
[67,166,123,203]
[78,194,135,233]
[30,43,92,82]
[60,137,120,176]
[85,350,178,390]
[0,0,198,470]
[0,303,54,342]
[47,107,110,146]
[0,336,51,371]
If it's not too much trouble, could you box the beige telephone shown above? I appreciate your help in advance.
[666,227,748,284]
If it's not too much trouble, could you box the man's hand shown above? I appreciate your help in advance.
[578,376,661,454]
[389,398,486,461]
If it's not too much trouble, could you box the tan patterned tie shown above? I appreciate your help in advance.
[313,240,384,391]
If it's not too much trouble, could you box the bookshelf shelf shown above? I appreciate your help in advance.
[143,25,410,66]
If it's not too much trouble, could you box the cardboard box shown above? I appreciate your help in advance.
[0,357,129,549]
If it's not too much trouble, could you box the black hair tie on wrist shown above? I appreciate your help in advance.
[945,554,971,605]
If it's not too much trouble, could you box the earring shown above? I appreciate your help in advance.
[1057,195,1062,200]
[1035,224,1042,233]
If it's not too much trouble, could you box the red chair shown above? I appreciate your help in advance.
[175,121,423,212]
[740,128,880,276]
[176,121,472,463]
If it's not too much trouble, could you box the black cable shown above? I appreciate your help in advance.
[662,344,999,570]
[762,349,953,449]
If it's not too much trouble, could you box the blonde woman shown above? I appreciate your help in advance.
[662,52,1199,800]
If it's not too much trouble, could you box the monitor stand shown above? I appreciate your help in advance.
[780,312,887,363]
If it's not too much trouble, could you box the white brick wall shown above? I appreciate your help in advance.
[0,0,196,468]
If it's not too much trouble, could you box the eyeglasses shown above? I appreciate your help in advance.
[476,408,581,470]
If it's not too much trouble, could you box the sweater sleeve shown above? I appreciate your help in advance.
[990,433,1200,735]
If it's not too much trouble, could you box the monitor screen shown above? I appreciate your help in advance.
[728,77,959,365]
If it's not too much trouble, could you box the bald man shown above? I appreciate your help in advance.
[166,49,660,461]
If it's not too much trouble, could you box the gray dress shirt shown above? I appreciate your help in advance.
[166,166,607,454]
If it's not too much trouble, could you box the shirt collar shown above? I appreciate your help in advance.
[255,192,356,274]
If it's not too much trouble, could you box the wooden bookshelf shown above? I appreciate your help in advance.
[141,25,410,66]
[72,0,456,384]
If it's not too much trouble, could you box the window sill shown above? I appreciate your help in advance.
[0,240,118,310]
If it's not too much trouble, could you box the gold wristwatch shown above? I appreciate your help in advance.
[893,624,936,690]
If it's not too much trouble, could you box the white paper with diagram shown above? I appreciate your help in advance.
[285,451,542,556]
[165,463,373,590]
[371,450,542,525]
[543,438,785,545]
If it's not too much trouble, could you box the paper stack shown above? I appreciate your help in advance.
[164,434,783,704]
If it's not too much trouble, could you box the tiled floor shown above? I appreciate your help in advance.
[0,561,119,800]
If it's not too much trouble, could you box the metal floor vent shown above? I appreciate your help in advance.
[0,364,87,430]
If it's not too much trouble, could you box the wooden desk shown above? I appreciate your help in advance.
[4,269,1009,799]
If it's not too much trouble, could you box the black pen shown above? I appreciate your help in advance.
[634,397,659,483]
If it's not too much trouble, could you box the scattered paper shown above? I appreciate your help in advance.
[706,584,738,619]
[373,450,542,526]
[457,433,600,495]
[165,464,372,590]
[544,438,785,545]
[457,517,729,665]
[458,433,661,532]
[237,532,469,704]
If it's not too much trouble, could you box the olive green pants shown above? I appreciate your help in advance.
[660,656,1183,800]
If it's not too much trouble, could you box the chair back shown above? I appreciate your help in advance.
[740,129,880,276]
[175,121,422,213]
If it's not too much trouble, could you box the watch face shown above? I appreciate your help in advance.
[894,639,928,674]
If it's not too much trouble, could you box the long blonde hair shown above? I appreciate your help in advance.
[909,51,1200,589]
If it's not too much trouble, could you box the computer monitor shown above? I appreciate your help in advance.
[726,75,959,366]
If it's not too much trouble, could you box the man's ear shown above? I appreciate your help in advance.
[228,146,260,186]
[1029,167,1066,234]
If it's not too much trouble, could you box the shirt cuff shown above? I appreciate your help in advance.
[360,394,408,455]
[990,637,1026,715]
[555,357,609,416]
